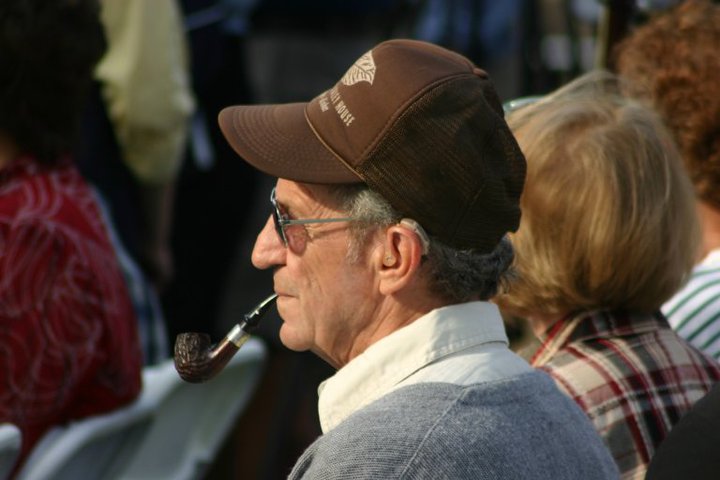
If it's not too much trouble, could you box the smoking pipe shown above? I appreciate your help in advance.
[174,293,278,383]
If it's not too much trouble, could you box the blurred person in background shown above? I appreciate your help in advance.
[0,0,143,473]
[497,72,720,479]
[614,0,720,360]
[75,0,196,364]
[409,0,524,100]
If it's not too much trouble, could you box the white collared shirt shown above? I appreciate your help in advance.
[317,301,533,433]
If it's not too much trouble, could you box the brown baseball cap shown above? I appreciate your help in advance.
[218,39,525,252]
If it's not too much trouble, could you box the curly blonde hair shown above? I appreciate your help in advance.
[614,0,720,207]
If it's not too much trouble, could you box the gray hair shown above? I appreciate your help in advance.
[327,184,515,303]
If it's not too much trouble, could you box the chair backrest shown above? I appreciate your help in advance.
[0,423,21,480]
[15,394,156,480]
[118,336,267,480]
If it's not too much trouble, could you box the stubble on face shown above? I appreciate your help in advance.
[270,181,380,367]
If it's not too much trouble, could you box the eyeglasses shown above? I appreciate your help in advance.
[270,187,354,250]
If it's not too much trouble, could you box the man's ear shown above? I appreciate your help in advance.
[376,224,425,295]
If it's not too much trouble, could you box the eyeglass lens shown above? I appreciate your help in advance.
[270,188,289,247]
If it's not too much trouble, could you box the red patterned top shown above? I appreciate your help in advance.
[0,156,142,470]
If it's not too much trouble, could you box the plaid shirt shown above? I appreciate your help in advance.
[531,310,720,480]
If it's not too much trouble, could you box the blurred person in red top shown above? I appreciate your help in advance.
[0,0,143,472]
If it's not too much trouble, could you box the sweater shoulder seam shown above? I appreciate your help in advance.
[397,385,465,479]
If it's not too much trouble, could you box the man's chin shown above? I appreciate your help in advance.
[278,325,310,353]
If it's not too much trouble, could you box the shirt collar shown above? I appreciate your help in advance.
[317,301,508,432]
[531,309,669,366]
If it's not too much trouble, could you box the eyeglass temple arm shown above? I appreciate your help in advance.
[283,217,354,226]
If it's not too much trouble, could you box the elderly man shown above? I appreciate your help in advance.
[219,40,618,479]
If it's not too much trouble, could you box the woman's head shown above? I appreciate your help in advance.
[614,0,720,208]
[497,72,699,317]
[0,0,105,165]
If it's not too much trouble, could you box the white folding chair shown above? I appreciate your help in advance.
[16,393,156,480]
[118,336,267,480]
[0,423,21,480]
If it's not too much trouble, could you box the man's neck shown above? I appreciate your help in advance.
[339,293,445,369]
[697,200,720,260]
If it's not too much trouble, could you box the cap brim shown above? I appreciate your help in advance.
[218,103,361,184]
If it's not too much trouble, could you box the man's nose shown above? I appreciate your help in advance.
[252,215,286,269]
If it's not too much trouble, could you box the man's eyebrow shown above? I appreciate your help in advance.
[276,195,301,219]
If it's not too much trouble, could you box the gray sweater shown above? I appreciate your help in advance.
[289,372,619,479]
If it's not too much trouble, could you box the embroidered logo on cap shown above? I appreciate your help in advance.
[341,51,376,86]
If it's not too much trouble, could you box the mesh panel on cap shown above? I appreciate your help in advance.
[356,75,525,252]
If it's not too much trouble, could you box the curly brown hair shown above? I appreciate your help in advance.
[613,0,720,207]
[0,0,105,166]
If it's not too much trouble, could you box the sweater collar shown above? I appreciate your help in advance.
[317,301,508,432]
